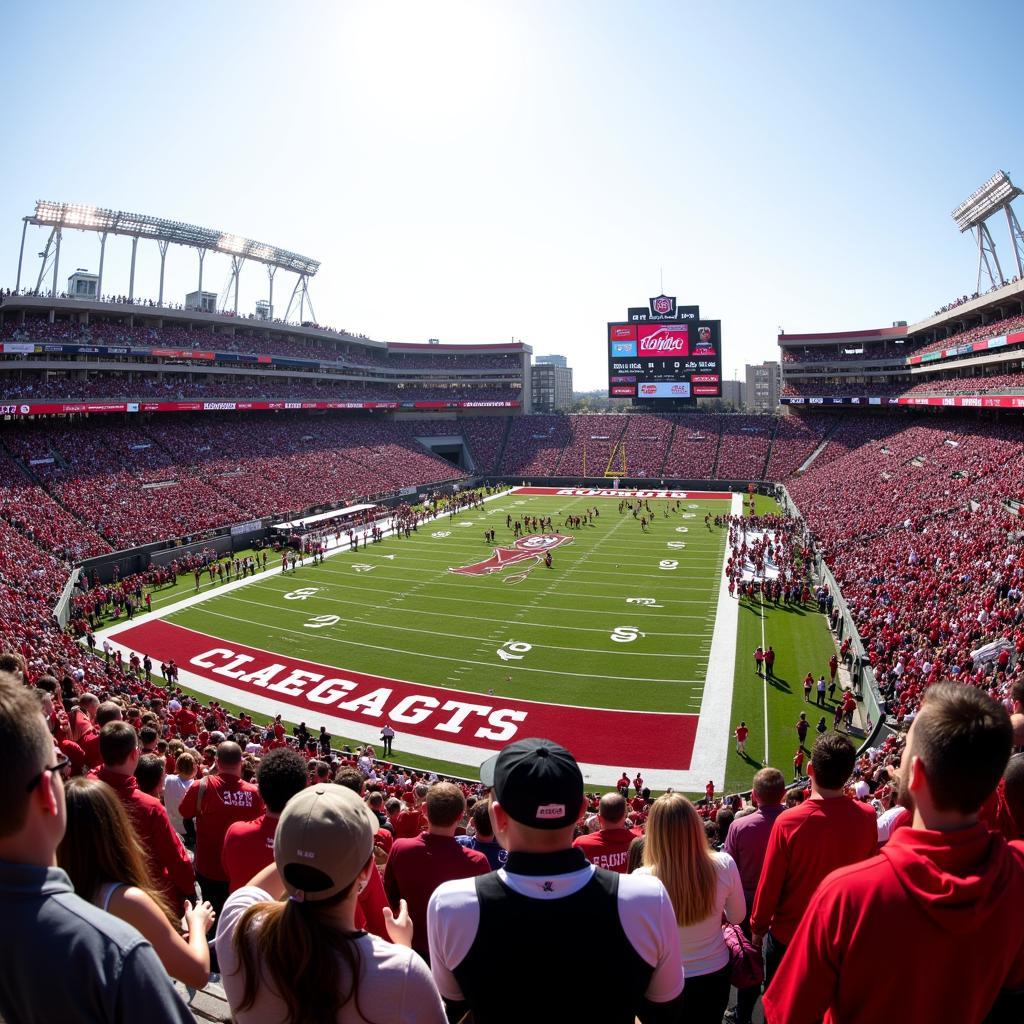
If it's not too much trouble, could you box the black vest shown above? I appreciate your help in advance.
[451,849,654,1024]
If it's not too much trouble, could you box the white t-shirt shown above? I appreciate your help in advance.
[217,887,446,1024]
[636,850,746,977]
[163,774,194,836]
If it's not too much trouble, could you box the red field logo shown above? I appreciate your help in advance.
[450,533,574,584]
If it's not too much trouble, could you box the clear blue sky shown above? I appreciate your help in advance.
[1,0,1022,388]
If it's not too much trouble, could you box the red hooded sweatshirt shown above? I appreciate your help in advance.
[763,824,1024,1024]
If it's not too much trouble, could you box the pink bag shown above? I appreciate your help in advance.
[723,923,764,989]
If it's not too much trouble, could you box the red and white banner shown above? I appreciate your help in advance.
[109,620,698,770]
[0,398,522,417]
[511,486,731,499]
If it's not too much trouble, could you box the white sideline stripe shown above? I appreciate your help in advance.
[665,491,743,792]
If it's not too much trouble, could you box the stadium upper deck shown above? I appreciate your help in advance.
[779,277,1024,409]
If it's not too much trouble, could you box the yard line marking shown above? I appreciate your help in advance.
[182,606,703,686]
[214,592,707,659]
[760,590,770,767]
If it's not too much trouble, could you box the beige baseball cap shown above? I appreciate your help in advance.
[274,785,376,902]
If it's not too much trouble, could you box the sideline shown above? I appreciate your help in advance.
[677,492,743,792]
[95,488,515,637]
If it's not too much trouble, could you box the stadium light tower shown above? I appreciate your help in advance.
[951,170,1024,292]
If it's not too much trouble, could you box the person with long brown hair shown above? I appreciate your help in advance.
[57,776,215,989]
[638,792,746,1023]
[216,784,446,1024]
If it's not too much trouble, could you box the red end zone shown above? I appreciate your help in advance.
[111,619,699,771]
[511,486,732,499]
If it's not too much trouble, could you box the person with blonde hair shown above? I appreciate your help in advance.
[57,776,216,990]
[637,792,745,1023]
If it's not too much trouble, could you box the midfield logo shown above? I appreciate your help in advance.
[450,534,574,585]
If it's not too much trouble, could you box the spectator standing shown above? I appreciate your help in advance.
[163,752,196,843]
[381,723,396,756]
[384,782,489,962]
[457,797,507,870]
[764,683,1024,1024]
[0,676,193,1024]
[222,748,308,893]
[750,733,877,986]
[735,721,749,756]
[178,741,263,917]
[94,722,195,912]
[392,783,428,838]
[724,768,787,1024]
[816,675,827,706]
[637,793,745,1023]
[428,738,684,1022]
[796,712,809,749]
[216,785,446,1024]
[765,645,776,679]
[573,791,638,873]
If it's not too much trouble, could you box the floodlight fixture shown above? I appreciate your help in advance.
[948,171,1024,291]
[26,200,320,277]
[951,171,1022,232]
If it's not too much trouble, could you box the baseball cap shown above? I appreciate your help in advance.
[480,737,584,830]
[274,785,376,902]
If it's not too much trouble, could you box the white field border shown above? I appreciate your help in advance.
[96,487,740,789]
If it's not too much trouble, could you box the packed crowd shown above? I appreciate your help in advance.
[780,344,906,364]
[0,313,522,373]
[4,662,1024,1024]
[0,371,518,405]
[902,312,1024,361]
[788,414,1024,726]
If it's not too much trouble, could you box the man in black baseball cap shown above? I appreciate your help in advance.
[428,738,684,1023]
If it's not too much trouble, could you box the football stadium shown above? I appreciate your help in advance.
[3,5,1024,1024]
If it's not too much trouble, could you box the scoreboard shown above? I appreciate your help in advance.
[607,296,722,405]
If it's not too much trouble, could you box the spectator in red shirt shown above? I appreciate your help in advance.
[764,683,1024,1024]
[735,721,749,756]
[750,732,877,987]
[178,741,263,918]
[94,722,195,913]
[222,748,307,893]
[384,782,490,961]
[82,701,122,768]
[392,783,428,838]
[573,792,638,873]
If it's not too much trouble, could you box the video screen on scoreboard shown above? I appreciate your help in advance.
[607,321,722,401]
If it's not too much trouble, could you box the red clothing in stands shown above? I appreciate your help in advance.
[750,795,877,944]
[393,807,427,839]
[222,814,277,893]
[573,827,639,873]
[383,833,490,958]
[81,731,102,769]
[179,773,264,881]
[763,826,1024,1024]
[94,767,194,907]
[354,865,390,940]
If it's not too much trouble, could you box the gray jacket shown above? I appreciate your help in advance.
[0,860,193,1024]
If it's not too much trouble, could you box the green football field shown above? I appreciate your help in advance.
[106,488,842,794]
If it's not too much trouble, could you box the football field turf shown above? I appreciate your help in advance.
[103,487,841,793]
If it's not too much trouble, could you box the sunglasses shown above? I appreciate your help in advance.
[25,752,71,792]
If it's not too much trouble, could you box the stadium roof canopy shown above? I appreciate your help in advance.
[27,200,320,276]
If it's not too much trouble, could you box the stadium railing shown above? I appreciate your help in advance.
[776,483,885,754]
[53,566,82,629]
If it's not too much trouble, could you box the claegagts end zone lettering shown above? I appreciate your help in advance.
[607,297,722,404]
